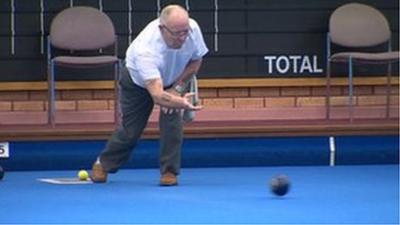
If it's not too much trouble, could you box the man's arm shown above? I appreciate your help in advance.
[172,58,203,93]
[145,78,202,110]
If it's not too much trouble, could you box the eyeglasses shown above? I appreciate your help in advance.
[161,25,191,38]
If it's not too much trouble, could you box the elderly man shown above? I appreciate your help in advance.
[91,5,208,186]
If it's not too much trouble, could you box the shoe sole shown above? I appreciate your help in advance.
[90,176,107,183]
[91,164,107,183]
[160,182,178,186]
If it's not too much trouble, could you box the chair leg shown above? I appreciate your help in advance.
[326,60,331,120]
[385,63,392,119]
[47,61,56,127]
[193,75,199,104]
[113,61,121,126]
[348,57,353,123]
[325,33,332,121]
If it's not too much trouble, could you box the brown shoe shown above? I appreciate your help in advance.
[160,172,178,186]
[91,162,107,183]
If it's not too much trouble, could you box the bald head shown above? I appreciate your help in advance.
[159,5,190,49]
[159,5,189,28]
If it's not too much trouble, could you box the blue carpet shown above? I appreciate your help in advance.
[0,165,398,224]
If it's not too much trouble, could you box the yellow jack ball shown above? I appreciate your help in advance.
[78,170,89,181]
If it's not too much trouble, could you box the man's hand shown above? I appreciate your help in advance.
[160,87,184,114]
[145,78,202,113]
[160,91,202,114]
[183,92,202,111]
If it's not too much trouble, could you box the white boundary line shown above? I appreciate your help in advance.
[329,136,336,166]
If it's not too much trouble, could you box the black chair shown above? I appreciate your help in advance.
[326,3,399,122]
[47,6,120,127]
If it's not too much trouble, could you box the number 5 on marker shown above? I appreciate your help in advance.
[0,142,9,158]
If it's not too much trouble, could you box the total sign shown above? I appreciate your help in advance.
[264,55,323,75]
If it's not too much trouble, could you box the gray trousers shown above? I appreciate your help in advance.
[98,67,183,175]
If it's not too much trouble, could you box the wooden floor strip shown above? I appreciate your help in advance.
[0,119,398,141]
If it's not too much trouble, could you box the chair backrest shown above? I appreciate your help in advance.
[329,3,391,48]
[50,6,116,51]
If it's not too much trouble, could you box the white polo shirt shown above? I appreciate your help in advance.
[125,18,208,88]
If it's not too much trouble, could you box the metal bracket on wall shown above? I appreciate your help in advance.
[40,0,44,54]
[128,0,133,44]
[185,0,190,11]
[10,0,15,55]
[214,0,219,52]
